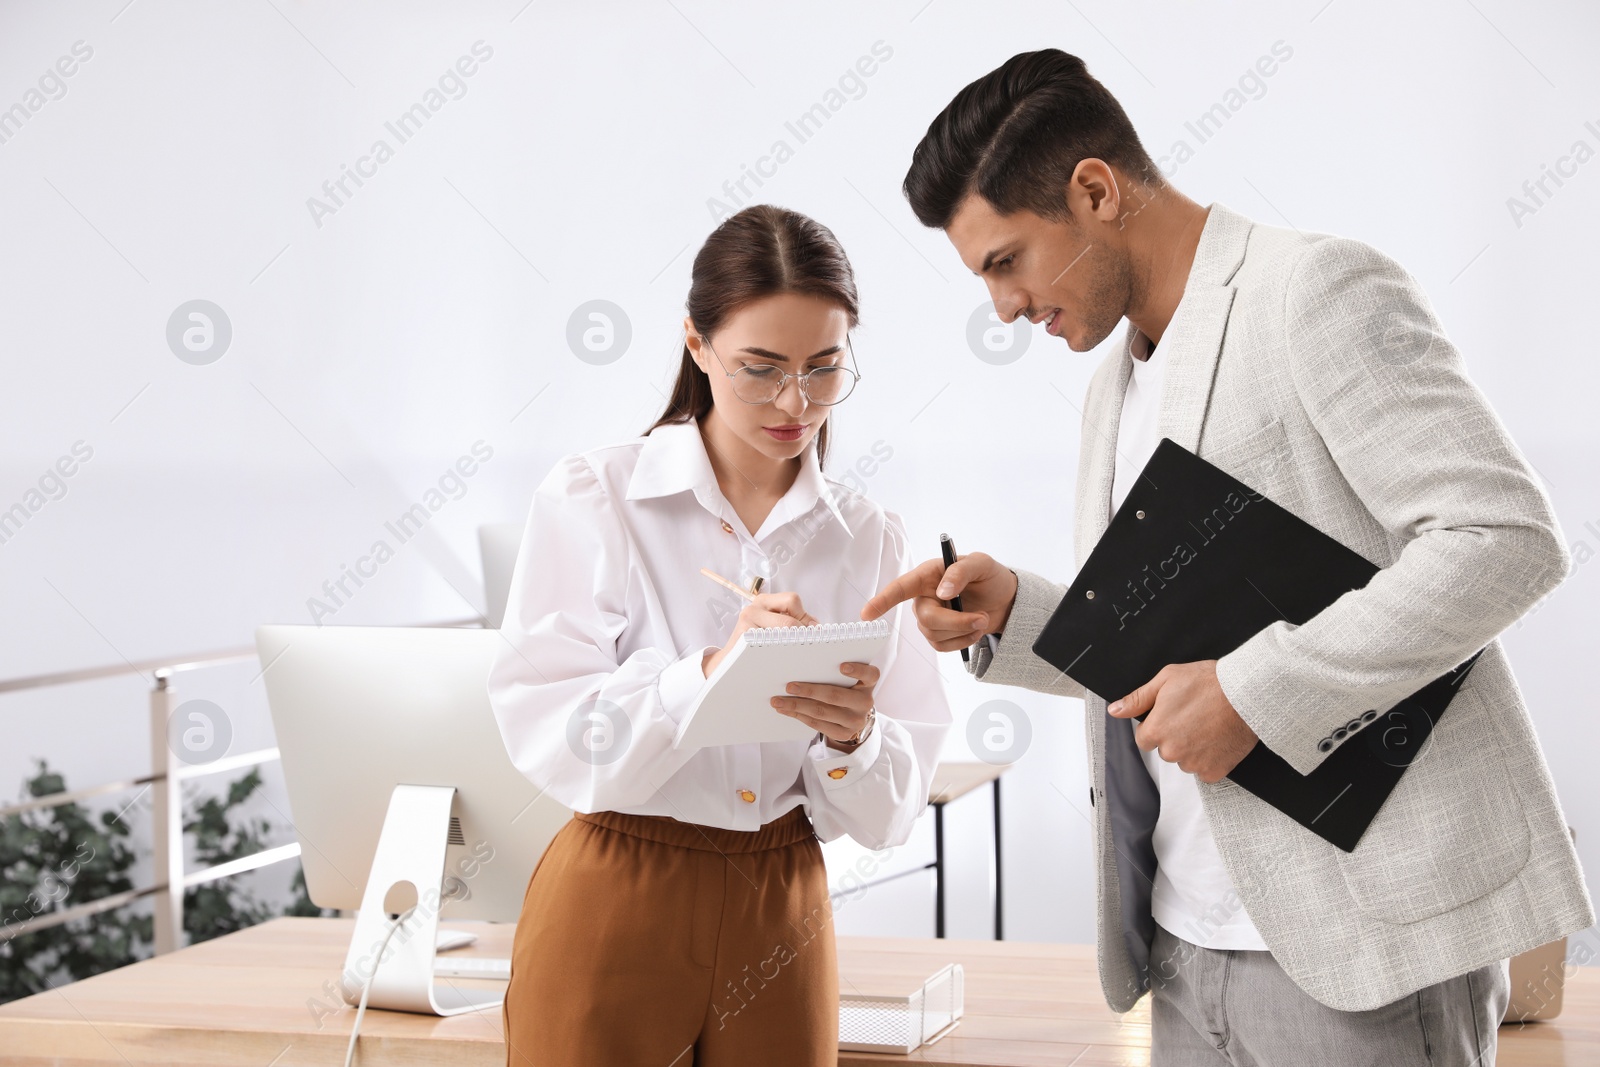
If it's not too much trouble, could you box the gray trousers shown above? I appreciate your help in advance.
[1149,922,1509,1066]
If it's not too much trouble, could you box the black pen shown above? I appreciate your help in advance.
[939,533,970,664]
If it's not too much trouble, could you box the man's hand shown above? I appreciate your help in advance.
[860,551,1018,653]
[1108,661,1258,783]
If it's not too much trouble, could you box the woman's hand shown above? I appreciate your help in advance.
[701,591,818,678]
[771,661,879,750]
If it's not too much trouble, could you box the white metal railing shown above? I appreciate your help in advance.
[0,616,481,952]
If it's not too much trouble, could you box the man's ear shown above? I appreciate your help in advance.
[1068,157,1120,223]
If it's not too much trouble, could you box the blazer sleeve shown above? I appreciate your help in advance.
[802,511,953,850]
[963,568,1087,700]
[486,454,715,812]
[1215,237,1571,775]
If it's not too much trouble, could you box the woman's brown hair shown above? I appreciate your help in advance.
[643,204,860,467]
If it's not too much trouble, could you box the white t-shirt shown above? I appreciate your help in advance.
[1110,328,1269,951]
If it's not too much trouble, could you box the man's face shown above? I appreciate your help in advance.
[945,191,1132,353]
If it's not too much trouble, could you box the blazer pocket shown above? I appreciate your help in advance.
[1335,684,1531,925]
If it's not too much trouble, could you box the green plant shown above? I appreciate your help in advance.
[182,767,279,944]
[2,761,329,1005]
[0,760,150,1003]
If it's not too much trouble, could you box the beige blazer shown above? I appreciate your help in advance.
[968,200,1593,1012]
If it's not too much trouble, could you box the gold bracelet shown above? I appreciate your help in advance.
[837,707,876,749]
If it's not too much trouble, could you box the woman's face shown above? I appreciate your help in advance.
[685,291,852,464]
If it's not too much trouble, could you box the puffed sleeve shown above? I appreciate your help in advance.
[487,453,717,812]
[802,510,954,850]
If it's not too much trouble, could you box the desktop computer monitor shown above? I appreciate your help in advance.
[256,623,570,1015]
[257,623,567,919]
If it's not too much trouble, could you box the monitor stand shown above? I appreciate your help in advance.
[341,783,507,1016]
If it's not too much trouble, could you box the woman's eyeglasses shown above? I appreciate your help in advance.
[700,335,860,406]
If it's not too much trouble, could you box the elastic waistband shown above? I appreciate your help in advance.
[573,804,815,853]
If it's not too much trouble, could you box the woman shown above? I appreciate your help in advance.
[487,204,952,1065]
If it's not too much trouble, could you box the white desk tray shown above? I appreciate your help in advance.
[839,962,964,1054]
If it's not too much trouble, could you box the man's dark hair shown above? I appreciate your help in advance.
[903,49,1163,229]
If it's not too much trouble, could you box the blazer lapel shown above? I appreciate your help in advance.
[1156,285,1239,453]
[1074,202,1254,563]
[1155,202,1254,453]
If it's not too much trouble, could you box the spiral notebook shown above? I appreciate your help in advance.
[672,619,893,750]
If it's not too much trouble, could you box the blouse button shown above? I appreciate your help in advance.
[827,768,848,780]
[719,519,735,534]
[738,789,756,803]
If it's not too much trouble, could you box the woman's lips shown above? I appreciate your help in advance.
[763,425,807,441]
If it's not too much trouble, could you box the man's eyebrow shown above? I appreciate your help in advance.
[738,345,843,363]
[978,247,1010,274]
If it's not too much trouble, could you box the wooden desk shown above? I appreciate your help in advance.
[927,762,1007,808]
[1,917,1594,1065]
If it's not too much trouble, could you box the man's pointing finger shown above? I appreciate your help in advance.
[860,557,945,621]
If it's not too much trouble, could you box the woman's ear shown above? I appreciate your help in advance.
[684,316,708,373]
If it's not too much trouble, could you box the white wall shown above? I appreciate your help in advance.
[1,0,1596,961]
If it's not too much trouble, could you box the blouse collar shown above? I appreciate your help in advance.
[626,418,853,539]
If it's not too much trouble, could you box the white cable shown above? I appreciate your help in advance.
[343,906,417,1067]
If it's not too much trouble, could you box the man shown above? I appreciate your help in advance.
[862,49,1593,1065]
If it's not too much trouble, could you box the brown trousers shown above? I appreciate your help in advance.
[503,805,839,1066]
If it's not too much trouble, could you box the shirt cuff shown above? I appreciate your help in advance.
[969,632,1000,678]
[807,718,884,790]
[658,645,716,725]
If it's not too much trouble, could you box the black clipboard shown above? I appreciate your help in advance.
[1031,438,1480,852]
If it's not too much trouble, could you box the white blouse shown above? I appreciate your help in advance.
[487,418,952,850]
